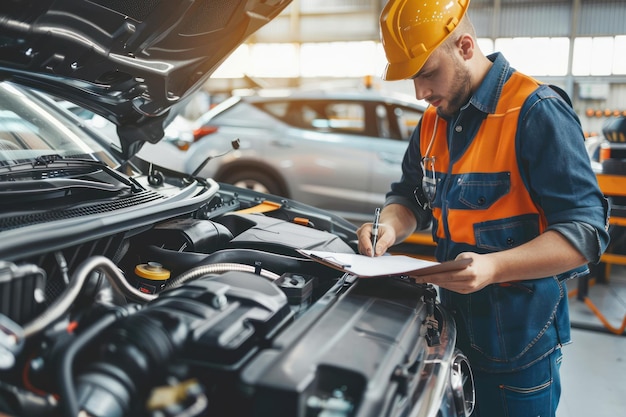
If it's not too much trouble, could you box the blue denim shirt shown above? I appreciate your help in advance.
[385,53,610,372]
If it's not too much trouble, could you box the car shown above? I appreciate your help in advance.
[585,117,626,212]
[595,116,626,250]
[598,116,626,176]
[584,133,605,173]
[0,2,474,417]
[138,90,427,225]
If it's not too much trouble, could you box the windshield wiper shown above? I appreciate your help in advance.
[0,154,143,195]
[34,154,67,166]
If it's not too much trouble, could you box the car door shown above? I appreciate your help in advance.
[260,99,376,218]
[361,101,424,223]
[264,98,423,224]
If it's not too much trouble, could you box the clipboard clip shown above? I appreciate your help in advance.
[307,252,351,269]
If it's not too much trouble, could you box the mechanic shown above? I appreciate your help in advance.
[357,1,611,416]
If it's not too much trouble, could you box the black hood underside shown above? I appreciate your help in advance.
[0,0,291,158]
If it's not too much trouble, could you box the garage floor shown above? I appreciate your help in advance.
[557,264,626,417]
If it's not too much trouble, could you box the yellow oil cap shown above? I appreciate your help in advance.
[135,262,171,281]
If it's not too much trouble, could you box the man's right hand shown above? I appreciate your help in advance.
[357,221,395,257]
[356,204,417,257]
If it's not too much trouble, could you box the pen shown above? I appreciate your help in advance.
[371,207,380,257]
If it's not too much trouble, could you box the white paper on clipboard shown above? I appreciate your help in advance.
[297,249,471,278]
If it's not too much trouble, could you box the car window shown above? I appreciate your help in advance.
[256,98,423,140]
[319,102,365,133]
[261,100,370,136]
[393,105,423,140]
[255,101,287,124]
[256,100,316,129]
[213,101,276,128]
[376,104,392,138]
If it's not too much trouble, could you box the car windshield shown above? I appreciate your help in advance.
[0,82,119,168]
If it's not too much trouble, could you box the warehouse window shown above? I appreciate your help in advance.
[300,0,370,13]
[250,44,300,78]
[300,42,379,77]
[213,36,626,79]
[573,36,626,76]
[212,44,299,78]
[495,37,569,76]
[614,36,626,74]
[212,45,249,78]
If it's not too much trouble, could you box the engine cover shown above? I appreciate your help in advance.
[241,277,431,417]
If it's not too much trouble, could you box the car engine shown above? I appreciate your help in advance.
[0,170,474,417]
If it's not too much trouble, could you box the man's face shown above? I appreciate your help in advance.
[411,46,472,117]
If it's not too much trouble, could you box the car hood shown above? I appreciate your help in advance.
[0,0,291,158]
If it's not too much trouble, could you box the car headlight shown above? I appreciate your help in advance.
[450,350,475,417]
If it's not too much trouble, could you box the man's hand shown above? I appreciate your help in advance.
[356,204,419,257]
[411,230,589,294]
[357,221,397,257]
[411,252,490,294]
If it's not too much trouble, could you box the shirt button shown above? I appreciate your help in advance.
[455,125,463,133]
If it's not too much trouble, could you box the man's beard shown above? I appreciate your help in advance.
[439,62,472,117]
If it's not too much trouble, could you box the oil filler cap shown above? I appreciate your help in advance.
[134,262,171,294]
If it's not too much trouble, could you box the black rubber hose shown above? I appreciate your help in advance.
[57,312,120,417]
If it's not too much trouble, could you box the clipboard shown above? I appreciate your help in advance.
[297,249,471,278]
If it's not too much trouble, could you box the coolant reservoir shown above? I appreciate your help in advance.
[134,262,171,294]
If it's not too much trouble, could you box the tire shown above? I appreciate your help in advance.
[220,169,288,197]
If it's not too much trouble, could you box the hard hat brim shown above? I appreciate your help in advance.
[381,52,431,81]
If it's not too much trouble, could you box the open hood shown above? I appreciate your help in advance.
[0,0,291,158]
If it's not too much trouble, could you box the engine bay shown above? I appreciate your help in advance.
[0,180,466,417]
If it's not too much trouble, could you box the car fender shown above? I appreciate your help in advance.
[214,158,291,197]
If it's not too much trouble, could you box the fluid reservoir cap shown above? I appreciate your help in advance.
[135,262,171,281]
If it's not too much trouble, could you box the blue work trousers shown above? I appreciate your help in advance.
[471,348,563,417]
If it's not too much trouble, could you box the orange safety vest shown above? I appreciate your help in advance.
[420,71,548,252]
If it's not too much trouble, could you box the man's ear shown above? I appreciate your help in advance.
[457,33,474,60]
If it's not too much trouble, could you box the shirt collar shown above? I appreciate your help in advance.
[436,52,513,121]
[469,52,513,114]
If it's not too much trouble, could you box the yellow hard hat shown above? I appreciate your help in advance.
[380,0,471,81]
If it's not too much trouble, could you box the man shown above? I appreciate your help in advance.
[357,1,610,416]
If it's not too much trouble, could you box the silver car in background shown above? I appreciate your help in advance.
[140,90,426,224]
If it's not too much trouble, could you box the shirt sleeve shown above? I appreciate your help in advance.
[548,221,605,264]
[517,85,610,262]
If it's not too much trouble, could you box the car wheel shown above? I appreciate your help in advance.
[221,170,288,197]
